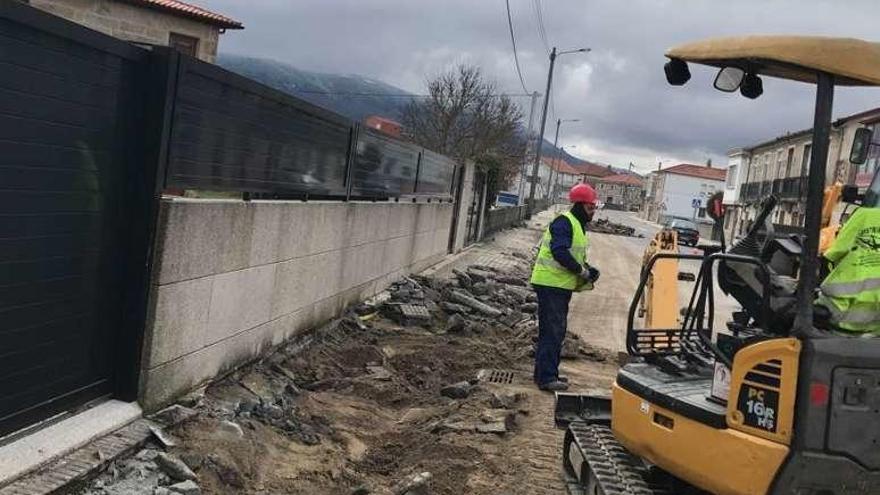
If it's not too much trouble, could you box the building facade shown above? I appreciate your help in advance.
[29,0,243,62]
[732,107,880,238]
[642,164,727,224]
[721,148,751,240]
[596,173,644,211]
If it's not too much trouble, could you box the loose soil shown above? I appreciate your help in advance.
[79,246,619,495]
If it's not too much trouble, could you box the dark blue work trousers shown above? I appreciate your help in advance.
[533,285,573,386]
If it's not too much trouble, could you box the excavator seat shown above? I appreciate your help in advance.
[616,362,727,428]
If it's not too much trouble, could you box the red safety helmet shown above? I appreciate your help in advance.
[569,183,597,205]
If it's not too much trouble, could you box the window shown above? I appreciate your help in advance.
[697,207,706,218]
[763,154,771,180]
[726,164,737,189]
[776,150,785,179]
[169,32,199,57]
[801,144,812,176]
[785,147,794,177]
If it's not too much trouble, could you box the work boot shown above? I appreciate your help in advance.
[538,380,569,392]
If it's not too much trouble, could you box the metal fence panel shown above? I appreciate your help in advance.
[416,149,456,195]
[352,127,419,197]
[166,57,352,195]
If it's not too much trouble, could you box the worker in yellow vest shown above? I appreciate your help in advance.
[816,205,880,333]
[529,183,600,391]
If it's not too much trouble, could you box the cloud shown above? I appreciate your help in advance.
[202,0,880,168]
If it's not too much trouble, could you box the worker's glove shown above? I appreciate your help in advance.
[580,266,599,283]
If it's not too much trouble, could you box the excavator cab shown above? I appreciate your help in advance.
[559,36,880,495]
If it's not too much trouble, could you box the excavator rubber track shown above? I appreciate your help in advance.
[564,422,671,495]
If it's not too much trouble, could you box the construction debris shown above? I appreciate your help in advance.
[588,217,644,238]
[155,453,197,482]
[76,242,614,495]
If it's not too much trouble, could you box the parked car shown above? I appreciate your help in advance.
[666,218,700,246]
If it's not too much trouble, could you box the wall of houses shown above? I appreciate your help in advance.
[30,0,222,62]
[140,199,453,410]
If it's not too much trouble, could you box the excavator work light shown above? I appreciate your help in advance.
[740,72,763,99]
[664,58,691,86]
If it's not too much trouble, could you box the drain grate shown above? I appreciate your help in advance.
[485,369,515,384]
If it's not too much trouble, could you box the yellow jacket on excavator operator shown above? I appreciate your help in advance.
[817,207,880,333]
[530,211,588,291]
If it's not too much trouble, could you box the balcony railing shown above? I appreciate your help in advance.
[741,177,811,202]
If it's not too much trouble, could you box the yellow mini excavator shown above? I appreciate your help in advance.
[556,36,880,495]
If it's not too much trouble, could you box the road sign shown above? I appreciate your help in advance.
[692,198,702,208]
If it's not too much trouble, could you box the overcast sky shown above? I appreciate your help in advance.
[202,0,880,173]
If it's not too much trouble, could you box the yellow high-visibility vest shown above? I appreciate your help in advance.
[817,207,880,333]
[530,211,589,290]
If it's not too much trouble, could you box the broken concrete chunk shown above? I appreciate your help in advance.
[489,391,526,409]
[148,425,177,449]
[155,453,197,482]
[452,268,473,287]
[154,488,173,495]
[445,314,466,333]
[152,405,197,426]
[521,302,538,313]
[440,381,473,399]
[440,302,471,314]
[239,372,284,406]
[398,408,434,424]
[365,365,393,381]
[168,480,201,495]
[480,409,517,430]
[393,471,432,495]
[496,275,526,286]
[475,421,508,434]
[448,290,502,317]
[216,420,244,439]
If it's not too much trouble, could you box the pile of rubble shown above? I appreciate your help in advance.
[588,217,643,238]
[78,250,608,495]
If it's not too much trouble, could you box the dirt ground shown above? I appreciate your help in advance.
[77,210,647,495]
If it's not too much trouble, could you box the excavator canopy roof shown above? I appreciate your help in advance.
[667,35,880,86]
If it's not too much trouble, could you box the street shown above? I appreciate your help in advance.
[568,209,739,354]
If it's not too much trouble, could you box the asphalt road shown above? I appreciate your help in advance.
[568,209,738,352]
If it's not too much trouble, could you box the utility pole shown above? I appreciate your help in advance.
[546,118,562,201]
[547,118,580,202]
[518,91,540,206]
[527,46,590,216]
[527,47,556,215]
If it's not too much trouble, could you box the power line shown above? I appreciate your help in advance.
[532,0,550,53]
[294,90,533,98]
[504,0,530,94]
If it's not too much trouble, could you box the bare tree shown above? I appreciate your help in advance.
[402,65,525,193]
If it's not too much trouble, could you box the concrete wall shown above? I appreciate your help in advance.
[30,0,222,62]
[140,199,453,410]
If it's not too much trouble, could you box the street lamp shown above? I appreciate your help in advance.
[527,46,591,215]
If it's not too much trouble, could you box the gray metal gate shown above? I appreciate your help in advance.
[0,2,155,436]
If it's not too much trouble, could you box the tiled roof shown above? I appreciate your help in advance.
[122,0,243,29]
[599,173,644,186]
[569,162,615,178]
[543,158,582,175]
[658,163,726,181]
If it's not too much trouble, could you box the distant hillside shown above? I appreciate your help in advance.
[218,54,411,122]
[217,55,631,173]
